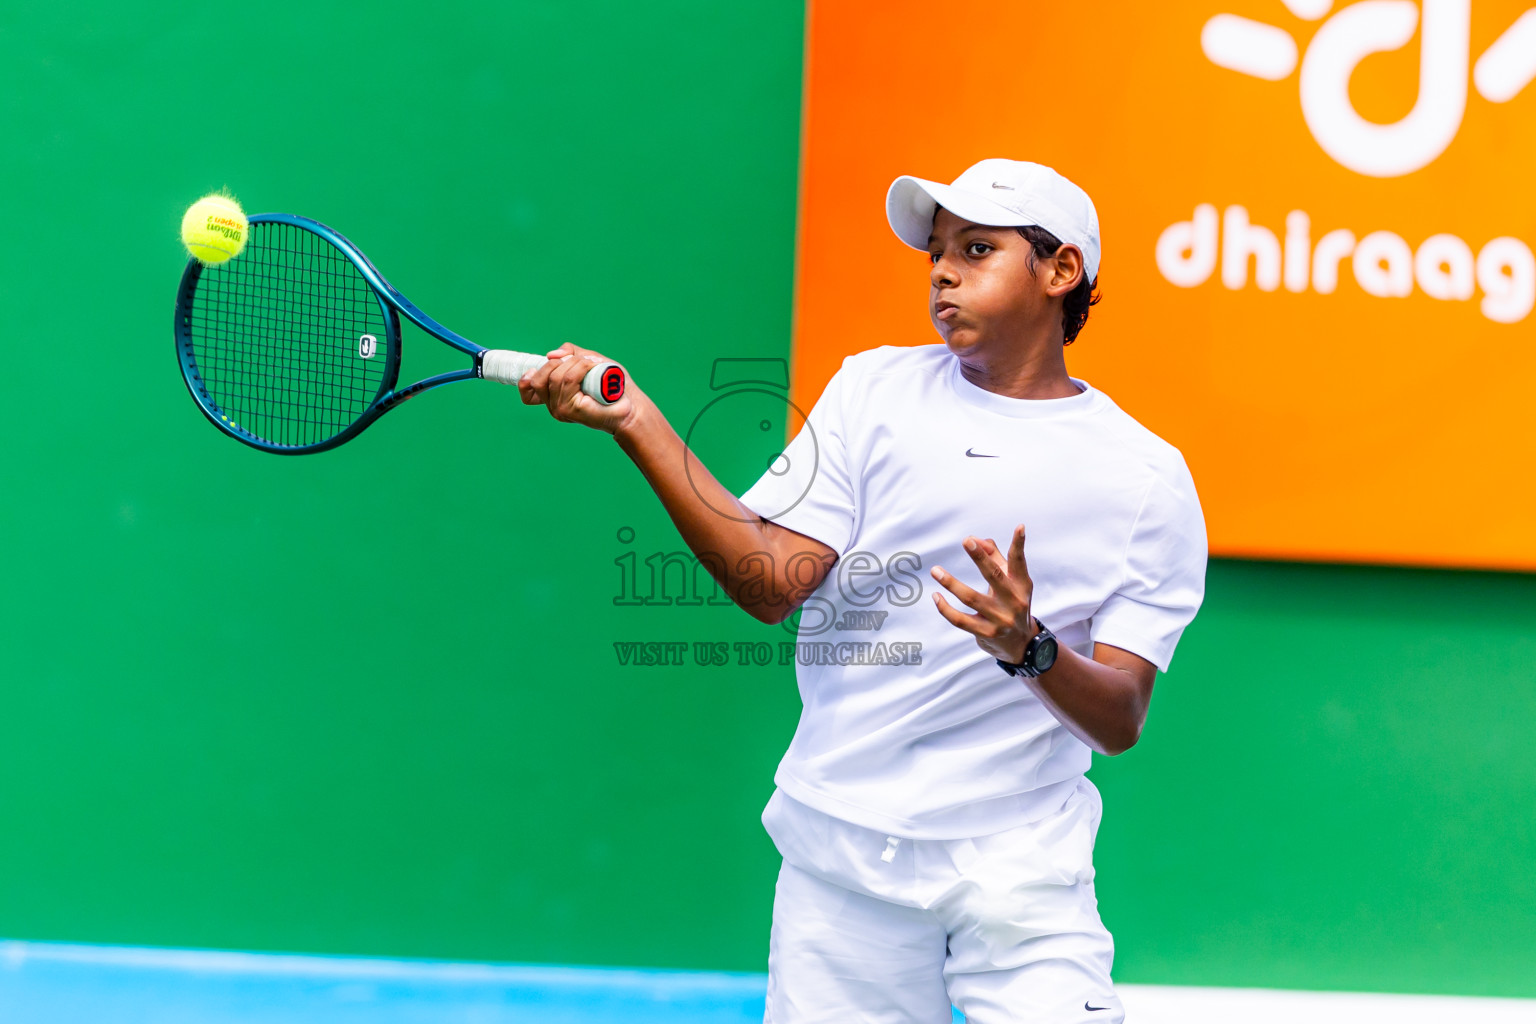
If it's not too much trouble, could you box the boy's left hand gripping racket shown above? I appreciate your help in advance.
[174,213,625,454]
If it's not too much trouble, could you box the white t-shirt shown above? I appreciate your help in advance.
[739,344,1207,839]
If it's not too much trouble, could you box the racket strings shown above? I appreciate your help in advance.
[185,222,391,448]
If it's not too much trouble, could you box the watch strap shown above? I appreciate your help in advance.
[997,620,1054,678]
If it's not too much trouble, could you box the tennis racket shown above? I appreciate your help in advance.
[173,212,626,454]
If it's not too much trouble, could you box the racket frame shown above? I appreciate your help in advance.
[175,212,520,455]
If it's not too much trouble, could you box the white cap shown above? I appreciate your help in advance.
[886,158,1101,282]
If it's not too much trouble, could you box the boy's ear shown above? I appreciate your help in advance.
[1044,245,1085,297]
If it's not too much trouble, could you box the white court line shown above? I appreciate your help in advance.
[1122,983,1536,1023]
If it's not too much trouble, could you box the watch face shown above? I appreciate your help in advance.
[1034,636,1058,673]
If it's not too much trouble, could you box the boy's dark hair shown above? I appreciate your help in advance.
[1016,226,1101,345]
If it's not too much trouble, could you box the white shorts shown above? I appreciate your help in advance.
[761,779,1123,1024]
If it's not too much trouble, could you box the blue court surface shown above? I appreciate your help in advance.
[0,939,974,1024]
[8,940,1532,1023]
[0,940,774,1024]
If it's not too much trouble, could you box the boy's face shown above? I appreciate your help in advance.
[926,207,1080,357]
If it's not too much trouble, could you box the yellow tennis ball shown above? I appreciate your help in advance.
[181,194,248,265]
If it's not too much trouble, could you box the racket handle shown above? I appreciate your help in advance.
[479,349,627,405]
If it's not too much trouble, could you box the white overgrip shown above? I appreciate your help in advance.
[480,350,545,386]
[480,349,626,405]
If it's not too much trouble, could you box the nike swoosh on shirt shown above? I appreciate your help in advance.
[1085,1001,1113,1012]
[965,448,999,458]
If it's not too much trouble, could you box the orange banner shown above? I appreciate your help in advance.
[794,0,1536,571]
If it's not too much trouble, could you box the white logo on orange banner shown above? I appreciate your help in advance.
[1201,1,1536,177]
[1159,2,1536,323]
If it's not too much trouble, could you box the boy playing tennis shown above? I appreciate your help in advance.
[520,158,1207,1024]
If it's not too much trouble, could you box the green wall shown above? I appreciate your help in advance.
[1,0,1532,1001]
[1095,560,1536,997]
[0,0,806,972]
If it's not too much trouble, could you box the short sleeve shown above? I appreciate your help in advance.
[1088,460,1208,672]
[738,359,858,554]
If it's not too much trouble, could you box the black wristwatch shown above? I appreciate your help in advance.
[997,621,1058,679]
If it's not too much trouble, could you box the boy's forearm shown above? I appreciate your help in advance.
[515,348,835,622]
[1020,645,1151,756]
[612,394,825,623]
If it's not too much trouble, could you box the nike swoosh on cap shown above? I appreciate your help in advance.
[965,448,999,458]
